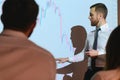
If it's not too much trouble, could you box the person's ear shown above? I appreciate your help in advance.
[30,21,36,30]
[26,21,36,37]
[99,13,103,19]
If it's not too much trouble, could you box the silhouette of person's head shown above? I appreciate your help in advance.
[1,0,39,37]
[106,26,120,70]
[70,25,87,54]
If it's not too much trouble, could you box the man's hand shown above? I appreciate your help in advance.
[56,58,69,63]
[85,49,98,57]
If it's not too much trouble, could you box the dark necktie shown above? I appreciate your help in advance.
[91,28,101,70]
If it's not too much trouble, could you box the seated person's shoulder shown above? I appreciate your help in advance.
[25,43,56,66]
[28,42,55,61]
[27,46,56,79]
[33,46,55,62]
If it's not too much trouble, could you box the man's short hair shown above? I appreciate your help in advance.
[1,0,39,32]
[90,3,108,19]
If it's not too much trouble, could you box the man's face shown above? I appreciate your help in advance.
[88,7,99,26]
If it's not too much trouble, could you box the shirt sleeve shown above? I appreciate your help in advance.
[68,47,85,62]
[68,40,88,62]
[97,49,106,55]
[97,26,113,55]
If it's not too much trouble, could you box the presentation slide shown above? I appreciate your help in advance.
[0,0,117,80]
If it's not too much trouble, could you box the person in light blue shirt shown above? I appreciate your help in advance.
[56,3,113,80]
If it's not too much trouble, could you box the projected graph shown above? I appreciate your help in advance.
[38,0,73,53]
[39,0,62,37]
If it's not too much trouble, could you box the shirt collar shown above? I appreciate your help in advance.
[98,23,108,31]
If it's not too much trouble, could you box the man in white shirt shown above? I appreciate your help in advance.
[56,3,112,80]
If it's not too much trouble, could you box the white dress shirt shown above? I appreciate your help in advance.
[68,23,112,67]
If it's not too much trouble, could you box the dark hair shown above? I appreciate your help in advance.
[1,0,39,32]
[71,25,87,54]
[71,25,87,38]
[90,3,108,19]
[105,26,120,70]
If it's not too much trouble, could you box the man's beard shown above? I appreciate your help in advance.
[91,20,99,26]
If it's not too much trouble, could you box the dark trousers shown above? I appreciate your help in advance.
[83,67,103,80]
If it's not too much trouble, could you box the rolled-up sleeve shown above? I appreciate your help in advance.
[68,48,85,62]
